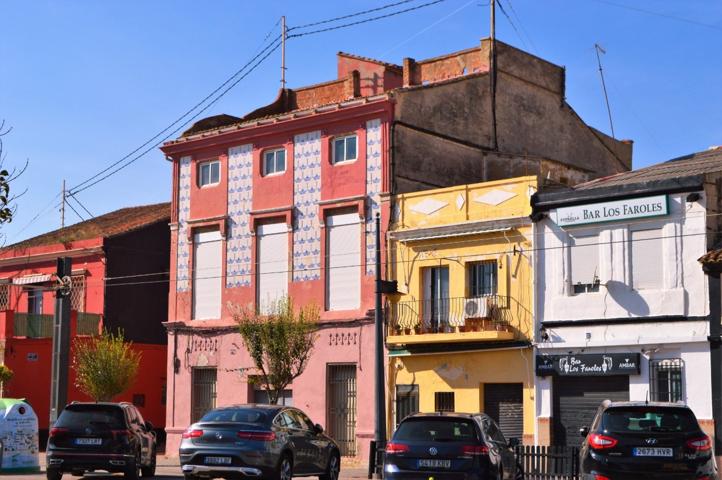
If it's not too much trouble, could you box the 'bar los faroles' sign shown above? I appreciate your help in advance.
[553,195,668,227]
[536,353,641,377]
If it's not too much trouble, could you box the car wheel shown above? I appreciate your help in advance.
[320,452,340,480]
[124,452,141,480]
[141,448,156,477]
[275,454,293,480]
[46,469,63,480]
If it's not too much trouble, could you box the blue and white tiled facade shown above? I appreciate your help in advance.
[226,144,254,288]
[365,118,383,276]
[176,156,192,292]
[292,131,322,282]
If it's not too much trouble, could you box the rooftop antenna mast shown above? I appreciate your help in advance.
[594,43,615,139]
[281,16,287,89]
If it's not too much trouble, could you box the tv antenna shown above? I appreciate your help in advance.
[594,43,615,139]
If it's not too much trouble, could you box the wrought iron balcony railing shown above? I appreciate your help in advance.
[76,312,101,336]
[387,295,530,341]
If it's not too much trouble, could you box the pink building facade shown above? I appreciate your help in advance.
[161,54,399,458]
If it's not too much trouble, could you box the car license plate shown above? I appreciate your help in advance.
[418,459,451,469]
[75,438,102,446]
[633,447,673,457]
[204,456,232,465]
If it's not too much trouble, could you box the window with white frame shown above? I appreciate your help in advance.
[257,222,289,314]
[28,287,43,315]
[192,229,223,320]
[332,134,357,164]
[468,261,497,297]
[569,233,600,294]
[326,212,361,311]
[198,160,221,187]
[263,148,286,176]
[649,359,683,402]
[631,228,663,290]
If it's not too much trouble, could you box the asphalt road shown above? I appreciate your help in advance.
[0,465,370,480]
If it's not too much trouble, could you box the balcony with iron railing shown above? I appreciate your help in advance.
[386,294,531,345]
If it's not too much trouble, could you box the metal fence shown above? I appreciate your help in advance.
[515,445,580,480]
[76,312,101,336]
[13,313,53,338]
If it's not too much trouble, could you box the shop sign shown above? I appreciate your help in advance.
[553,195,668,227]
[536,353,641,377]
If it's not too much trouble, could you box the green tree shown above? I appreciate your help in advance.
[235,297,318,404]
[0,364,13,396]
[72,330,141,402]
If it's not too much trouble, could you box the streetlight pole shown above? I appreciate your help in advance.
[374,213,387,477]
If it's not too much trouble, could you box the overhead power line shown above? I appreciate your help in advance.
[287,0,449,38]
[67,194,94,218]
[590,0,722,32]
[288,0,419,31]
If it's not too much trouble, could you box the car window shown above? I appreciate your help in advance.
[55,405,125,429]
[281,411,304,430]
[394,418,478,442]
[200,408,269,424]
[291,410,315,431]
[602,407,699,433]
[134,407,146,426]
[484,419,507,444]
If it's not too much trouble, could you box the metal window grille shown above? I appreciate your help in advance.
[469,261,497,297]
[434,392,455,413]
[327,364,357,456]
[395,385,419,427]
[649,359,683,402]
[70,275,85,312]
[0,285,9,311]
[191,368,217,423]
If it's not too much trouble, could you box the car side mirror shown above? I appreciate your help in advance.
[145,421,154,431]
[314,423,324,434]
[508,437,520,448]
[579,426,589,438]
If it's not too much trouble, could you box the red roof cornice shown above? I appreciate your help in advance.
[161,98,393,157]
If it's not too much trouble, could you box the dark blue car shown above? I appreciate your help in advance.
[179,404,340,480]
[384,412,522,480]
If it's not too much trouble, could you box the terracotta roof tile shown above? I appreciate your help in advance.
[7,202,170,249]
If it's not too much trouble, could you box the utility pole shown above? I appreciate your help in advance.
[490,0,498,151]
[49,257,72,426]
[373,213,387,477]
[60,180,66,228]
[594,43,615,139]
[281,15,287,89]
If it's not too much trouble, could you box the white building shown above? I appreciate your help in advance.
[531,148,722,447]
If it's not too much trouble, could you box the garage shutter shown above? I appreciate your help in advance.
[192,230,222,320]
[257,222,288,314]
[326,213,361,310]
[484,383,523,442]
[553,375,629,446]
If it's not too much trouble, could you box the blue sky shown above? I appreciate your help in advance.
[1,0,720,242]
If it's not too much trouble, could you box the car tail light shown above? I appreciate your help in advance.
[686,436,711,451]
[49,428,68,438]
[588,433,618,450]
[385,442,410,454]
[236,431,276,441]
[181,429,203,439]
[593,474,611,480]
[461,445,489,456]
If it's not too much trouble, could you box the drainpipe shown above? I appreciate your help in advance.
[706,268,722,467]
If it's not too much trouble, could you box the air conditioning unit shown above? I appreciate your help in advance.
[464,297,489,319]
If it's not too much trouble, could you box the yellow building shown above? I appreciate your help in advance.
[387,176,536,444]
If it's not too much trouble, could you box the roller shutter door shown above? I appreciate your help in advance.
[484,383,523,442]
[257,222,288,314]
[326,213,361,311]
[192,230,222,320]
[553,375,629,446]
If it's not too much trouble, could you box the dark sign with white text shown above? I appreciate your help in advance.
[536,353,641,377]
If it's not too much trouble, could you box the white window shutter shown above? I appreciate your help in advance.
[192,230,223,320]
[257,222,289,314]
[631,229,663,289]
[327,213,361,310]
[570,234,599,286]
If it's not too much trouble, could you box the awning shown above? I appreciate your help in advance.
[389,216,530,243]
[12,274,52,285]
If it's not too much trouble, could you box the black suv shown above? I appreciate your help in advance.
[46,402,157,480]
[580,400,718,480]
[384,412,522,480]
